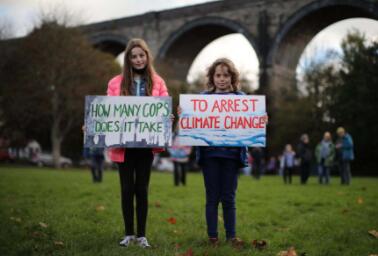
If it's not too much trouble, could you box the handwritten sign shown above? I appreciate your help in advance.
[84,96,172,148]
[178,94,266,147]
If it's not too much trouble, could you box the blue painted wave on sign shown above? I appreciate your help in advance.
[179,133,265,146]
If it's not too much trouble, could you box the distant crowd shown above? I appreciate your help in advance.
[248,127,354,185]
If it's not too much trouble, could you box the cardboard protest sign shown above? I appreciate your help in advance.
[178,94,267,147]
[84,96,172,148]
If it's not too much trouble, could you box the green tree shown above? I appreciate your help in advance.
[0,20,120,167]
[328,32,378,173]
[269,50,338,156]
[299,31,378,174]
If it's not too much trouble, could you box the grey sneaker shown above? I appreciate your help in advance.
[136,237,151,248]
[119,235,135,247]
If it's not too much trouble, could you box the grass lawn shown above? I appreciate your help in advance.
[0,166,377,256]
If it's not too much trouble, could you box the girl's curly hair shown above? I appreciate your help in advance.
[206,58,240,92]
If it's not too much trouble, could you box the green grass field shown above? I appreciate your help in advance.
[0,166,377,256]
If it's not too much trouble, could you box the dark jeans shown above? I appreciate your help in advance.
[118,148,153,237]
[339,160,351,185]
[283,167,293,184]
[202,157,239,239]
[300,161,311,184]
[91,155,104,182]
[252,161,262,179]
[173,162,187,186]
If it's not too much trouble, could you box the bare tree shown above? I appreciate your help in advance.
[1,13,120,168]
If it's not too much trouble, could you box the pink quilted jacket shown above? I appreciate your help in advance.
[106,73,169,162]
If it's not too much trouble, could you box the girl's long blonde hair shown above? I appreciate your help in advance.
[120,38,155,96]
[206,58,240,92]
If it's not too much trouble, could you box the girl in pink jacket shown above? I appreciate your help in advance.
[108,38,169,248]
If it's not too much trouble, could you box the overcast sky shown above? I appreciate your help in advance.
[0,0,218,36]
[1,0,378,87]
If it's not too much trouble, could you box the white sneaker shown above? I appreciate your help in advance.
[136,237,150,248]
[119,235,135,247]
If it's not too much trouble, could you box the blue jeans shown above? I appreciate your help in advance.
[318,160,330,184]
[202,157,239,239]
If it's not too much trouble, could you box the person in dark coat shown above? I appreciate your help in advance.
[296,134,312,184]
[250,147,264,179]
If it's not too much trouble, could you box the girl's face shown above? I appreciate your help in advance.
[213,64,232,92]
[129,47,147,70]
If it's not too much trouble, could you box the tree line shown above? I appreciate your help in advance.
[0,18,120,167]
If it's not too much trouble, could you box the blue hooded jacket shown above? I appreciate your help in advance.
[340,133,354,161]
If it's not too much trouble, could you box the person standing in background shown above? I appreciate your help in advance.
[250,147,264,179]
[335,127,354,185]
[296,134,312,184]
[169,132,192,186]
[89,147,105,183]
[26,139,41,164]
[282,144,295,184]
[315,132,335,184]
[266,156,277,174]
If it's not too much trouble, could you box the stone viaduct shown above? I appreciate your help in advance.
[81,0,378,94]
